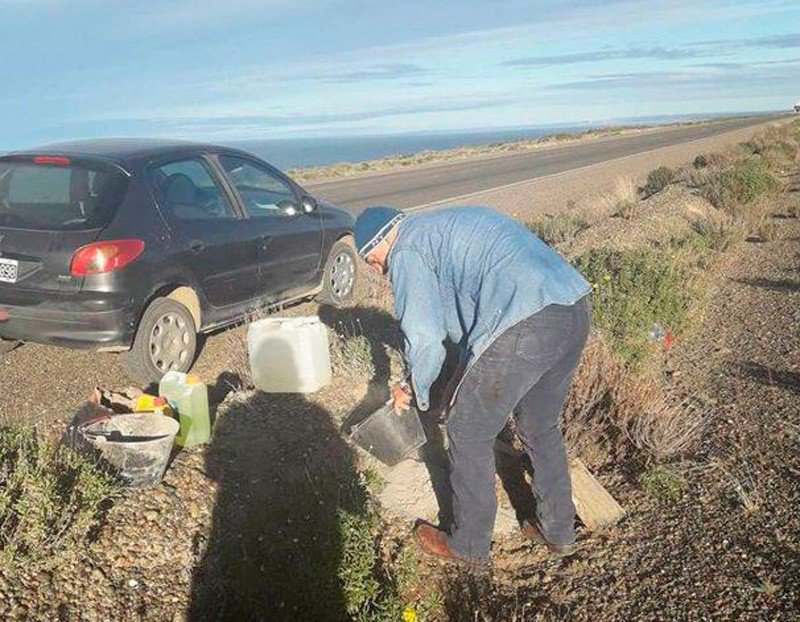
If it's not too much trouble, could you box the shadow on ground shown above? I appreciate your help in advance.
[728,361,800,395]
[189,376,367,620]
[732,277,800,293]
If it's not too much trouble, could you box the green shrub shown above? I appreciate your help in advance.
[641,166,678,198]
[739,139,763,156]
[639,465,687,503]
[527,214,589,245]
[700,158,781,213]
[330,330,374,378]
[688,218,738,252]
[339,508,382,616]
[574,248,694,364]
[0,427,119,567]
[693,154,709,169]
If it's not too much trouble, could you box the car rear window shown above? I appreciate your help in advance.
[0,158,128,230]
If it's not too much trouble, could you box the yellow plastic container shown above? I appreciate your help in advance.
[132,395,173,417]
[159,371,210,447]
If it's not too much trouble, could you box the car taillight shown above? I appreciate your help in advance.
[33,155,71,166]
[70,239,145,276]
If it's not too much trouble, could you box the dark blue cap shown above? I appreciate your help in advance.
[354,206,406,258]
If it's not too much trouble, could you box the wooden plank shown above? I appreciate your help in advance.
[496,439,625,530]
[569,458,625,530]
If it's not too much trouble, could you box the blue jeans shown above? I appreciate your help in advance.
[445,297,590,561]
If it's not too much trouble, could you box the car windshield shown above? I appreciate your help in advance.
[0,158,128,230]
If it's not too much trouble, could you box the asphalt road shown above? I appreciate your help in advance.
[307,116,779,211]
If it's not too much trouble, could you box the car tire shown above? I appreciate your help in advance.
[125,297,198,385]
[318,239,358,307]
[0,339,20,356]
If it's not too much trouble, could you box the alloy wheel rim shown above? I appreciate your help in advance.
[148,312,192,372]
[330,251,354,299]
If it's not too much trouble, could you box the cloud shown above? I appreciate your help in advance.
[74,95,519,140]
[302,63,427,84]
[749,32,800,48]
[503,45,709,67]
[548,60,800,97]
[502,30,800,69]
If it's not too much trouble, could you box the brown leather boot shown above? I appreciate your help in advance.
[521,521,578,557]
[413,521,487,567]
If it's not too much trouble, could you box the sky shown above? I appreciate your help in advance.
[1,0,799,147]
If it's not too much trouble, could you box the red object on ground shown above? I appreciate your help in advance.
[664,332,676,347]
[0,308,8,322]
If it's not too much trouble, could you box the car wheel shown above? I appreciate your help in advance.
[125,297,197,385]
[318,239,358,307]
[0,339,20,356]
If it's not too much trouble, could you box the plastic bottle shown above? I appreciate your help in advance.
[159,371,211,447]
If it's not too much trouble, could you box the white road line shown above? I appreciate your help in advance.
[406,120,774,212]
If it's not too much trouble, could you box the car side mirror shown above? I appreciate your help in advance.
[301,196,317,213]
[277,200,300,217]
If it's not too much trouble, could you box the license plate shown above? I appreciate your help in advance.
[0,258,18,284]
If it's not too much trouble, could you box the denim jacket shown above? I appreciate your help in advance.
[388,206,590,411]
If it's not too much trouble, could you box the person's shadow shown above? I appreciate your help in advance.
[188,350,368,620]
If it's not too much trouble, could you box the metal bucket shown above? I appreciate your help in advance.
[350,403,426,466]
[79,413,179,489]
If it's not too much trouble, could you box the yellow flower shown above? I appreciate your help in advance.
[403,606,418,622]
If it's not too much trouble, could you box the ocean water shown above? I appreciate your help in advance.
[226,125,591,170]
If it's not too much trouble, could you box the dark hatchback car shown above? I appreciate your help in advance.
[0,139,358,382]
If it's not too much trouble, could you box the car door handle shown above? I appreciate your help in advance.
[189,239,205,254]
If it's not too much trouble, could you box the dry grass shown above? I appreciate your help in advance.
[563,336,709,466]
[561,336,625,465]
[527,213,589,245]
[625,392,708,462]
[600,177,638,219]
[708,458,762,515]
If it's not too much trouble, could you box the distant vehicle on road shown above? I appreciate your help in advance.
[0,139,357,382]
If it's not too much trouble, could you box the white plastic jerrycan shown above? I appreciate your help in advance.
[247,316,332,393]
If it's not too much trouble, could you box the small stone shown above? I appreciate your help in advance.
[127,579,139,589]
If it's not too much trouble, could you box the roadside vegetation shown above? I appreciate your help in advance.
[0,427,119,568]
[531,119,800,473]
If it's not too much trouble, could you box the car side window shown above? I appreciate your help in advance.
[149,158,235,221]
[218,155,296,218]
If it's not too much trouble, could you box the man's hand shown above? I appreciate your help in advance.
[390,381,413,414]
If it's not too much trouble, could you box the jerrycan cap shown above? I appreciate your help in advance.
[185,374,202,385]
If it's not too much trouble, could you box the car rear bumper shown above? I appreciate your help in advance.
[0,296,138,350]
